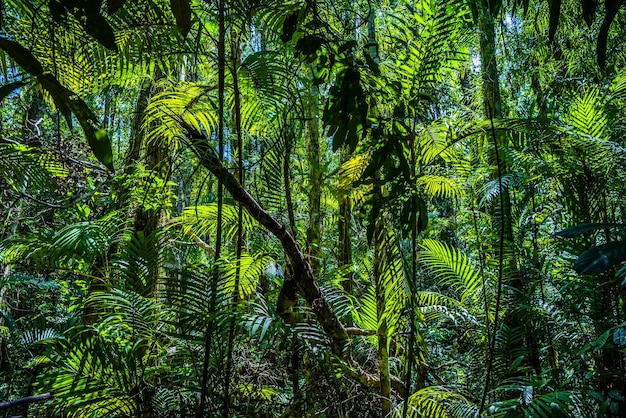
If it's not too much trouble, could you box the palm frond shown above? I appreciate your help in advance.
[144,82,218,150]
[418,174,464,201]
[394,386,477,418]
[50,214,122,264]
[170,203,257,242]
[219,251,273,299]
[41,331,142,417]
[240,295,282,344]
[91,288,170,347]
[420,239,483,306]
[0,142,68,192]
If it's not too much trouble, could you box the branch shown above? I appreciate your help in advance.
[345,327,376,336]
[185,134,349,355]
[339,363,406,397]
[0,393,53,410]
[170,223,216,256]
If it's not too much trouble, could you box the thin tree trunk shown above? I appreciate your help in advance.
[224,31,244,417]
[198,0,226,414]
[374,217,391,417]
[306,82,322,275]
[186,135,349,354]
[338,148,353,296]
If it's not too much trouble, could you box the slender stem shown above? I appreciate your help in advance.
[478,109,505,415]
[402,117,418,418]
[224,31,244,417]
[198,0,225,415]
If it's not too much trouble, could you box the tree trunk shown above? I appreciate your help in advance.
[306,82,322,276]
[374,219,391,417]
[186,135,349,355]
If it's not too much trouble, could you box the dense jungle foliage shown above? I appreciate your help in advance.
[0,0,625,416]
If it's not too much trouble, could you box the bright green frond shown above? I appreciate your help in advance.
[219,251,273,299]
[420,239,483,305]
[171,203,257,242]
[418,174,464,200]
[394,386,477,418]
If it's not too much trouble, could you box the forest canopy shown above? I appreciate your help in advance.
[0,0,625,417]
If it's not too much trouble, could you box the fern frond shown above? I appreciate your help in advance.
[563,87,607,139]
[478,172,524,207]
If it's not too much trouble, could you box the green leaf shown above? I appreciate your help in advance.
[92,129,115,171]
[0,37,44,75]
[574,241,626,275]
[295,35,325,57]
[38,74,114,171]
[170,0,191,36]
[57,0,118,51]
[281,10,300,43]
[581,0,596,27]
[555,223,625,238]
[0,81,27,101]
[84,12,118,51]
[613,328,626,347]
[107,0,126,13]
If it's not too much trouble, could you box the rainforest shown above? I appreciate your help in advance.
[0,0,625,416]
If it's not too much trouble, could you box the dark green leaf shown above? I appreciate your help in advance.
[0,81,27,101]
[548,0,562,42]
[84,13,118,51]
[57,0,117,51]
[489,0,502,17]
[338,40,357,55]
[38,74,114,171]
[574,240,626,275]
[555,223,625,238]
[281,10,299,43]
[107,0,126,13]
[363,51,380,76]
[170,0,192,36]
[49,0,67,24]
[295,35,325,57]
[0,37,44,75]
[613,328,626,347]
[581,0,596,27]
